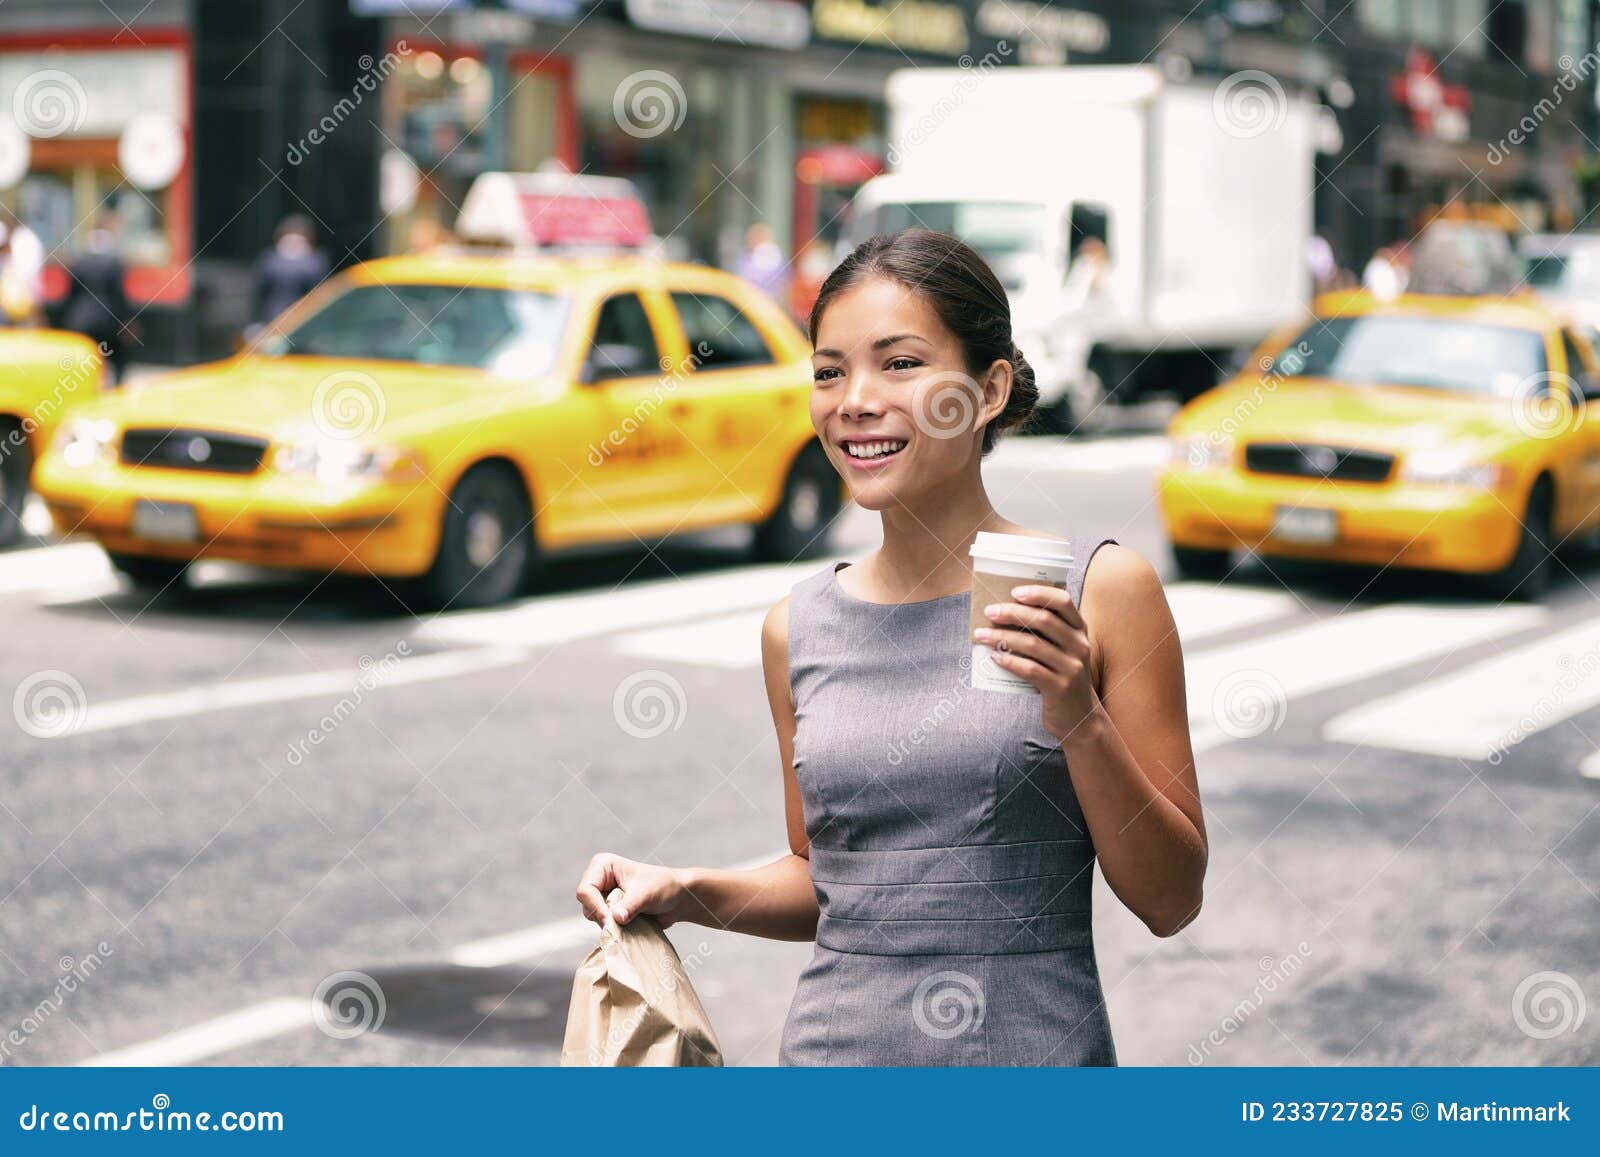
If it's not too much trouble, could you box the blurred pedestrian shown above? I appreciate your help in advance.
[736,222,787,302]
[1306,233,1339,293]
[253,215,329,326]
[0,212,45,326]
[61,211,135,382]
[405,216,455,255]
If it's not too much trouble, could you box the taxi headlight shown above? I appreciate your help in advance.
[1168,434,1233,470]
[273,439,426,484]
[1400,450,1509,489]
[54,418,118,469]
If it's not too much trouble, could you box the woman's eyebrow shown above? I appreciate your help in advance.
[813,334,928,359]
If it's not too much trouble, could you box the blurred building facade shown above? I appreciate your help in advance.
[0,0,1595,364]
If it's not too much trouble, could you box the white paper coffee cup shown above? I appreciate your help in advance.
[968,532,1075,695]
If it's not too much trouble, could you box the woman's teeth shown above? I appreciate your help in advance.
[844,440,907,460]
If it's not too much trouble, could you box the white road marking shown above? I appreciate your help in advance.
[1322,616,1600,761]
[611,610,770,668]
[1578,751,1600,779]
[414,560,819,648]
[1189,601,1548,755]
[77,853,788,1065]
[0,541,112,596]
[70,645,531,737]
[1166,582,1301,644]
[77,998,313,1067]
[22,495,53,538]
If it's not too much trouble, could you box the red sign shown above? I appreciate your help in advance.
[515,192,652,247]
[1390,46,1471,141]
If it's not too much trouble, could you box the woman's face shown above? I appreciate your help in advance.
[809,277,1007,513]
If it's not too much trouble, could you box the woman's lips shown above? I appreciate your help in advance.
[839,438,907,471]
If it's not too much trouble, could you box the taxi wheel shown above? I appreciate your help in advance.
[1485,479,1554,603]
[416,462,534,609]
[753,445,841,563]
[0,419,31,546]
[108,553,190,591]
[1171,544,1231,582]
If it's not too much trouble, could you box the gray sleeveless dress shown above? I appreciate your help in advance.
[778,534,1120,1067]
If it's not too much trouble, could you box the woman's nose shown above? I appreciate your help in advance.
[838,371,882,419]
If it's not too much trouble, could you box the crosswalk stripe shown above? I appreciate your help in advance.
[985,434,1169,473]
[0,541,112,596]
[612,610,770,668]
[1189,601,1548,754]
[1579,751,1600,779]
[1322,616,1600,761]
[1166,582,1301,643]
[77,998,313,1067]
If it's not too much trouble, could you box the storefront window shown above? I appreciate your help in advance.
[1358,0,1488,58]
[382,44,494,252]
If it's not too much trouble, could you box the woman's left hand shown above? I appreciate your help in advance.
[973,584,1102,743]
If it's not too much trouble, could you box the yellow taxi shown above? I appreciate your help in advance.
[35,255,836,606]
[1159,290,1600,599]
[0,327,104,546]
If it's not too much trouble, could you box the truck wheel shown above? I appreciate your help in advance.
[108,552,190,591]
[1483,479,1554,602]
[1171,544,1231,582]
[0,418,32,547]
[753,444,840,562]
[415,462,535,609]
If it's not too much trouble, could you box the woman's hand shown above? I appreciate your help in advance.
[972,583,1102,743]
[576,852,689,928]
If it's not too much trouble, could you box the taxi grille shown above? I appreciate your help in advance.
[1244,442,1394,483]
[120,428,270,475]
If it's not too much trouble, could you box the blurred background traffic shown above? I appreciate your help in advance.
[1,0,1597,1069]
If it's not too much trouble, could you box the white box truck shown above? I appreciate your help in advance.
[842,65,1318,431]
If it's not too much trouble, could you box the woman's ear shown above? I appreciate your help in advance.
[980,357,1013,427]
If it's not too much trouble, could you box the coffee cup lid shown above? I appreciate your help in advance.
[969,531,1074,565]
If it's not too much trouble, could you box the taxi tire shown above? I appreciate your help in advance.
[0,419,30,547]
[415,462,534,610]
[1171,544,1231,581]
[108,553,190,591]
[1484,479,1554,603]
[753,445,840,563]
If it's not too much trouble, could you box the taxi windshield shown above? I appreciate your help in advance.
[1269,314,1548,396]
[262,282,570,376]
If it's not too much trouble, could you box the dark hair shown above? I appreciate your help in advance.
[808,227,1037,454]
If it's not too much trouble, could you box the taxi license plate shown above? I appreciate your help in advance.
[131,500,199,543]
[1271,505,1337,545]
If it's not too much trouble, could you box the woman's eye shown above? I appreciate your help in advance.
[886,357,922,372]
[813,366,842,383]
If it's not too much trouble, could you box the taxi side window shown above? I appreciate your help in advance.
[584,294,660,382]
[671,292,774,370]
[1560,330,1598,399]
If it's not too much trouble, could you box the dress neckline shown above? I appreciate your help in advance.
[827,560,971,608]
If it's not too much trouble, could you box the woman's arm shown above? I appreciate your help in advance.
[575,596,820,940]
[976,544,1207,936]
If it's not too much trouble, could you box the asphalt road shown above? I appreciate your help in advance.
[2,418,1597,1068]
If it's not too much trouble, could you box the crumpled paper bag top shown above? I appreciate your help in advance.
[561,898,722,1067]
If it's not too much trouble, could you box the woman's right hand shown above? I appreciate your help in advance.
[575,852,689,928]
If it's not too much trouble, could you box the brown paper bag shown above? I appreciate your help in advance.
[560,904,723,1067]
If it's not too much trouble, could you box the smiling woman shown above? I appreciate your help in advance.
[577,228,1207,1067]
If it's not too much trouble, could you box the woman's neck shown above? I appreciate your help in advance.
[871,480,1023,601]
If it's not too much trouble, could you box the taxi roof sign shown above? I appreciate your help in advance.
[455,171,653,252]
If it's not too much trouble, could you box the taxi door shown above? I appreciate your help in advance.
[1559,327,1600,535]
[574,287,699,535]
